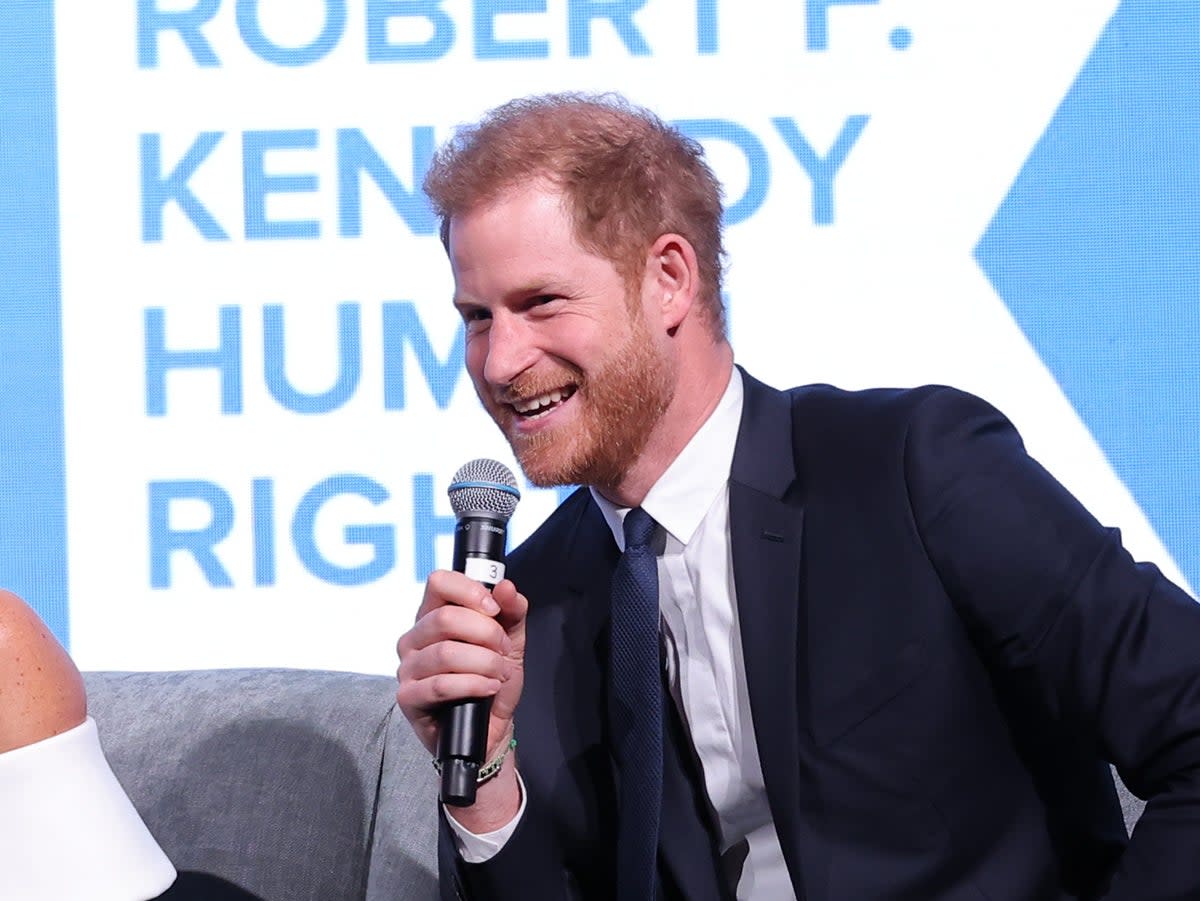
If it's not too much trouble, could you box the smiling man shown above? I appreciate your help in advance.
[449,177,721,497]
[395,92,1200,900]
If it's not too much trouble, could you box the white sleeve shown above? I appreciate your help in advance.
[442,768,528,864]
[0,717,177,901]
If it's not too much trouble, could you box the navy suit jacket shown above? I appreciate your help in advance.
[441,370,1200,900]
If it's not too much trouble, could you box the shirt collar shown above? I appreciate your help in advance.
[592,367,744,550]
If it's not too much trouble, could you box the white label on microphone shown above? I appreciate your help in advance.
[464,557,505,585]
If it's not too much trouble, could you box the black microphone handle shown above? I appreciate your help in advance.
[438,514,508,806]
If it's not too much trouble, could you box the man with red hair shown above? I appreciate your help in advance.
[396,93,1200,900]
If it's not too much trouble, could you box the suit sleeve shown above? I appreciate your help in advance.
[437,774,573,900]
[903,388,1200,900]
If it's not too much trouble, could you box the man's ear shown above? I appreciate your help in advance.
[646,233,700,331]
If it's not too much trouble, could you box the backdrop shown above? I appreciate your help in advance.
[2,0,1197,674]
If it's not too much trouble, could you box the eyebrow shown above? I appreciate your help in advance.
[453,279,569,311]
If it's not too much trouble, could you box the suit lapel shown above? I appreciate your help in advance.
[729,370,812,900]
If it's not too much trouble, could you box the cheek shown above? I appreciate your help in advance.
[464,336,489,383]
[464,341,502,409]
[542,320,612,367]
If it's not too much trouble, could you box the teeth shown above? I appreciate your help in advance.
[513,388,569,414]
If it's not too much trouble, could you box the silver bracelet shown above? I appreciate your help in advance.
[433,729,517,784]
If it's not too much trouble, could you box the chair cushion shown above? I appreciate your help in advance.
[84,669,437,901]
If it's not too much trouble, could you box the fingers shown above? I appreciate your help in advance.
[399,572,527,658]
[490,579,529,632]
[395,633,510,721]
[396,571,520,714]
[417,569,500,621]
[396,669,503,712]
[403,638,511,684]
[395,571,529,739]
[400,601,512,658]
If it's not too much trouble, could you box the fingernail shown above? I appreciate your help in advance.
[482,594,500,615]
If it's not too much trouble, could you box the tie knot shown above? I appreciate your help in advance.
[622,507,656,551]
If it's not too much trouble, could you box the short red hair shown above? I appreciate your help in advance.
[424,93,727,335]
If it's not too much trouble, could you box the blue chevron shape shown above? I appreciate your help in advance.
[976,0,1200,592]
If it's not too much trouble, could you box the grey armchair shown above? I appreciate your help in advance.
[83,669,439,901]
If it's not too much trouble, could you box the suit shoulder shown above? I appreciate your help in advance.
[507,486,593,571]
[786,382,1010,442]
[787,381,995,417]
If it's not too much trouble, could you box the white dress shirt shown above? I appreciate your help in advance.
[0,716,177,900]
[452,368,796,899]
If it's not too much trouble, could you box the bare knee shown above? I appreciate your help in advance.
[0,590,86,753]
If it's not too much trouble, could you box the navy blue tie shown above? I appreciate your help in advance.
[609,507,663,900]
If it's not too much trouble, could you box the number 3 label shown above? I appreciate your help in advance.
[464,557,505,584]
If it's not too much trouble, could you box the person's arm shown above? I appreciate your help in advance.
[0,589,85,753]
[0,590,176,900]
[903,389,1200,900]
[396,571,526,832]
[399,572,568,898]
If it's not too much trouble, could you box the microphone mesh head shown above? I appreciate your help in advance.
[448,459,521,521]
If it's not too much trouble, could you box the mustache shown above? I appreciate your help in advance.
[490,366,582,405]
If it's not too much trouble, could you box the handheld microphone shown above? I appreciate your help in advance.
[438,458,521,806]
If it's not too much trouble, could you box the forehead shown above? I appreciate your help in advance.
[449,181,571,249]
[447,183,593,286]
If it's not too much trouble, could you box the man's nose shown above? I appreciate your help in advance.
[482,312,538,386]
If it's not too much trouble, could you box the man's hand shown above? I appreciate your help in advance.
[396,571,527,831]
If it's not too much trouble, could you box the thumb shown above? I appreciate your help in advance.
[490,579,528,634]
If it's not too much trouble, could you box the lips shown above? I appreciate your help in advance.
[510,385,578,418]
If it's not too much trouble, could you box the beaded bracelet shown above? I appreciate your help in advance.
[476,732,517,783]
[433,729,517,784]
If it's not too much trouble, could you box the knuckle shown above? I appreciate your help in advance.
[396,655,415,681]
[428,674,455,702]
[426,569,452,593]
[432,642,456,671]
[487,655,507,680]
[429,605,458,633]
[394,684,415,709]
